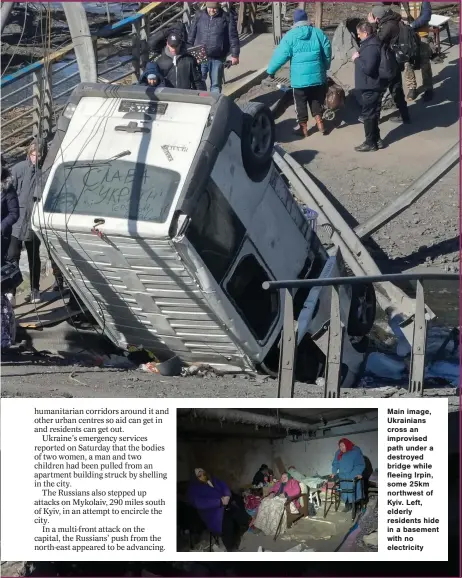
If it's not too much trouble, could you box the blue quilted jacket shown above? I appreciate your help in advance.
[267,23,332,89]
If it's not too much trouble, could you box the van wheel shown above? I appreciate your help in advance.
[347,284,376,337]
[239,101,275,182]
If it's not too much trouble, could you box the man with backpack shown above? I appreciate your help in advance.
[352,22,386,152]
[400,2,433,101]
[187,2,240,93]
[368,5,410,124]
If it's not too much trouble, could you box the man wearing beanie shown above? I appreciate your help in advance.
[368,5,410,124]
[266,9,332,137]
[352,21,385,152]
[187,2,240,93]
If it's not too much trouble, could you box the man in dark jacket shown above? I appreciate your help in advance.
[400,2,433,101]
[352,22,385,152]
[187,2,240,93]
[148,21,187,58]
[156,33,206,91]
[368,5,410,124]
[7,141,41,303]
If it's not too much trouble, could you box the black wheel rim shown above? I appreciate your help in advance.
[250,114,272,158]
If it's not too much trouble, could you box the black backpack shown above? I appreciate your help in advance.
[379,44,399,81]
[391,21,421,70]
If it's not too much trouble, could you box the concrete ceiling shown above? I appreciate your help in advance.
[262,408,375,424]
[177,408,377,440]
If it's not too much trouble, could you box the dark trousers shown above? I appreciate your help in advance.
[386,69,409,121]
[220,501,251,552]
[361,90,382,146]
[293,84,326,123]
[7,232,41,292]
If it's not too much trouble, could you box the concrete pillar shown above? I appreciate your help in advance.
[62,2,97,83]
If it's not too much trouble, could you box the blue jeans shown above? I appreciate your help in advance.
[201,59,224,94]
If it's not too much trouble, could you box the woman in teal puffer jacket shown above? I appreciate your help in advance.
[267,10,332,137]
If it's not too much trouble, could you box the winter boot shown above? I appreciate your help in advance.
[293,121,308,138]
[314,115,326,135]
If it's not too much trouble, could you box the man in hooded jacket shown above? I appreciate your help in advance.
[156,33,206,90]
[368,5,410,124]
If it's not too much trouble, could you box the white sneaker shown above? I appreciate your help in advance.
[5,293,16,307]
[30,289,41,304]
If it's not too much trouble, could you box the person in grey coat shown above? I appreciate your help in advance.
[7,141,42,303]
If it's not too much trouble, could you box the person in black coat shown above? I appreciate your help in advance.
[156,33,206,91]
[352,22,386,152]
[368,5,410,124]
[1,156,19,266]
[187,2,240,93]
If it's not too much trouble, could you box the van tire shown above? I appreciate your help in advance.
[239,101,275,182]
[347,283,377,337]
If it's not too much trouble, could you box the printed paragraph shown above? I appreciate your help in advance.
[384,400,448,560]
[2,399,176,561]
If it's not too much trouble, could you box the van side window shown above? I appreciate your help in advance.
[226,254,279,341]
[186,179,245,283]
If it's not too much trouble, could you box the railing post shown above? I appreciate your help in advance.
[237,1,246,35]
[32,67,52,145]
[408,280,427,396]
[140,15,150,72]
[324,285,344,397]
[278,289,296,398]
[132,20,141,83]
[272,2,282,45]
[183,2,192,28]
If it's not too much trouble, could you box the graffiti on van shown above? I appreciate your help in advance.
[44,160,181,223]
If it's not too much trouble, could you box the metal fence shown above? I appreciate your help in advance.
[1,2,199,159]
[263,272,459,398]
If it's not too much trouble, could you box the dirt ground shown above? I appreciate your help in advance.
[276,42,460,270]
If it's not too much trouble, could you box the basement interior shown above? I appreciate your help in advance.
[177,407,379,553]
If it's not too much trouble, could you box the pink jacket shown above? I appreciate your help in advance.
[269,478,301,510]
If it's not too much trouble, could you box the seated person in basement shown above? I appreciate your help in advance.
[253,472,301,536]
[330,437,366,512]
[252,464,273,486]
[267,471,301,504]
[187,468,250,552]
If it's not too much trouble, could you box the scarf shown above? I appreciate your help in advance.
[337,438,355,460]
[275,472,292,495]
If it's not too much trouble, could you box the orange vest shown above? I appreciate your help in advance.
[401,2,430,37]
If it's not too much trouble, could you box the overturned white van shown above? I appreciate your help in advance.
[33,83,375,385]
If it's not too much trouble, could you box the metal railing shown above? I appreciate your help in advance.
[1,2,196,158]
[263,272,459,398]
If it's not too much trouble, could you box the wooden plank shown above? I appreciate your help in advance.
[15,288,74,328]
[237,1,246,35]
[18,305,74,329]
[314,2,323,28]
[274,456,286,478]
